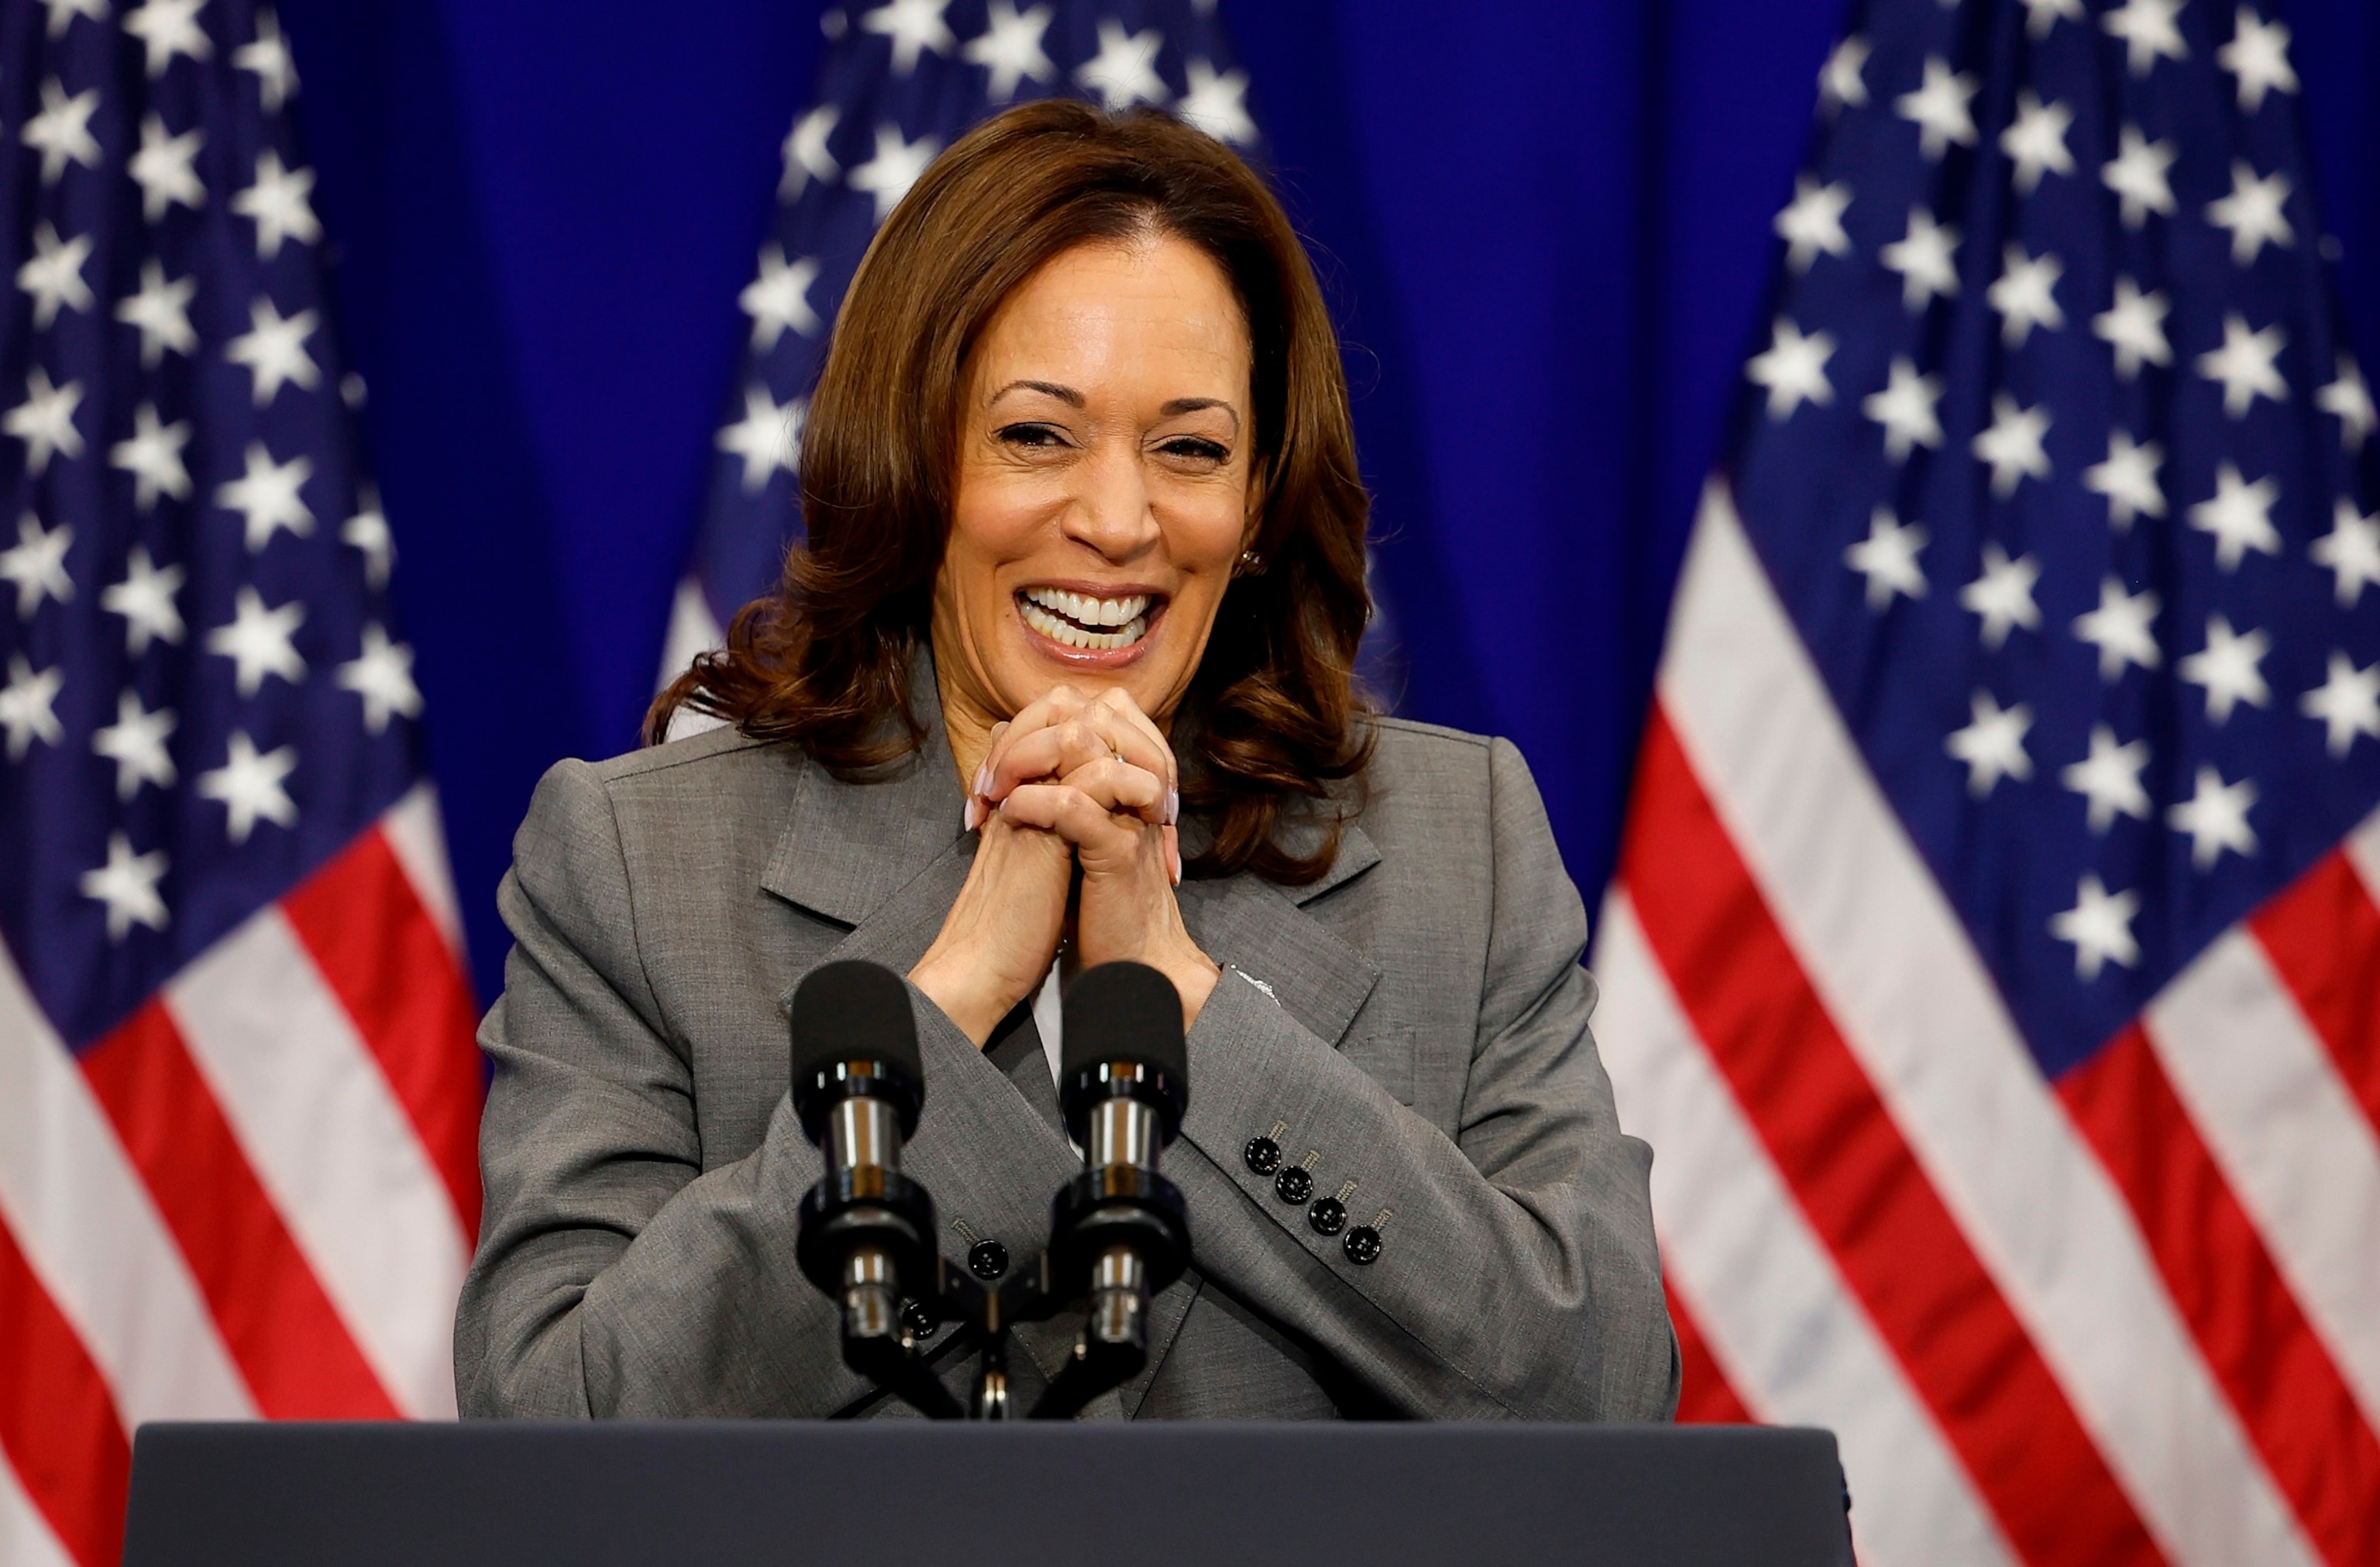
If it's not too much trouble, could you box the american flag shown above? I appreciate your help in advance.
[0,3,482,1565]
[1594,0,2380,1562]
[660,0,1259,677]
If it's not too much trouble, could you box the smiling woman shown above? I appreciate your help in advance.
[458,101,1677,1424]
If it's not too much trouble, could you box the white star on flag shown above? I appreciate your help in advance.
[1960,542,2041,649]
[235,6,300,112]
[2100,126,2177,229]
[2168,765,2259,870]
[1179,60,1256,146]
[2310,499,2380,607]
[130,112,206,222]
[2188,461,2282,571]
[2217,8,2299,112]
[2000,91,2075,194]
[41,0,107,39]
[4,367,84,475]
[116,259,199,367]
[739,246,821,350]
[1972,393,2052,496]
[2074,575,2162,680]
[21,78,101,185]
[2082,429,2165,528]
[1747,317,1835,419]
[1776,177,1852,274]
[2093,277,2172,379]
[1844,507,1928,609]
[1946,689,2035,798]
[232,150,323,260]
[216,441,316,553]
[2178,613,2272,724]
[2196,312,2287,418]
[1879,208,1959,311]
[2021,0,2084,39]
[101,548,186,654]
[124,0,212,77]
[108,402,194,512]
[780,105,841,202]
[227,297,322,406]
[205,585,307,695]
[848,125,940,224]
[2103,0,2189,77]
[862,0,956,76]
[2052,873,2140,979]
[198,730,299,845]
[1862,357,1943,460]
[1076,19,1168,111]
[337,624,423,734]
[1987,243,2065,346]
[91,690,177,800]
[0,513,73,617]
[0,653,64,759]
[1818,34,1869,115]
[79,832,170,942]
[343,490,394,589]
[965,2,1056,102]
[2206,160,2294,265]
[2062,725,2152,833]
[1896,56,1978,161]
[718,386,803,493]
[2316,353,2375,450]
[2302,652,2380,757]
[17,222,95,329]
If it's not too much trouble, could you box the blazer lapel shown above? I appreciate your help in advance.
[1175,821,1384,1049]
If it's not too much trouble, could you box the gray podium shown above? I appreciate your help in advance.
[124,1421,1853,1567]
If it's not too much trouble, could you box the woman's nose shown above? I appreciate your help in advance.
[1061,444,1161,560]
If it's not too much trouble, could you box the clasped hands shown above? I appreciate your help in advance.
[909,684,1221,1048]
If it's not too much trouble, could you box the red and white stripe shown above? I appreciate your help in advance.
[0,787,480,1567]
[1600,482,2380,1566]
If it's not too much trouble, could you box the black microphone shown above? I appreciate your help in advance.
[1034,961,1193,1417]
[787,959,958,1418]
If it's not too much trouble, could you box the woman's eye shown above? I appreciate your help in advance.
[1160,437,1230,463]
[996,422,1067,449]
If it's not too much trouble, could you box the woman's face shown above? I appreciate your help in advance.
[933,234,1256,732]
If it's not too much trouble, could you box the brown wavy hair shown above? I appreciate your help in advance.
[648,100,1374,884]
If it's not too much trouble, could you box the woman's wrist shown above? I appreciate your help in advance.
[908,947,1014,1048]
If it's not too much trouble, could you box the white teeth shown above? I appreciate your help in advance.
[1020,598,1151,651]
[1020,588,1152,632]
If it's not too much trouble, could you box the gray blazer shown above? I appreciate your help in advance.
[455,677,1678,1421]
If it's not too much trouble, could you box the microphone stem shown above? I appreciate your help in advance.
[841,1245,898,1341]
[1088,1242,1147,1351]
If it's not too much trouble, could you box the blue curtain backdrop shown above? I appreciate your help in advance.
[271,0,2380,1004]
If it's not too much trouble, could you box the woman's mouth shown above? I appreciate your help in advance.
[1016,587,1157,651]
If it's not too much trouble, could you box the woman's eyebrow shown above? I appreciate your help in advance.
[989,379,1084,408]
[1160,397,1240,432]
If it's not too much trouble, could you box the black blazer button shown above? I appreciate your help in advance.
[967,1238,1009,1280]
[1307,1197,1346,1236]
[1243,1136,1281,1176]
[1343,1226,1382,1265]
[1274,1166,1313,1204]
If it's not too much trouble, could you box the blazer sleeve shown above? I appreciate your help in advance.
[1171,737,1680,1421]
[452,759,866,1417]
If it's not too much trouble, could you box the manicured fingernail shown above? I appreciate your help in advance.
[973,763,991,797]
[1169,844,1182,886]
[964,797,985,832]
[1165,787,1179,827]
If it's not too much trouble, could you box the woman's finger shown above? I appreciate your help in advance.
[993,782,1145,857]
[1048,756,1166,823]
[1090,686,1178,801]
[982,708,1171,803]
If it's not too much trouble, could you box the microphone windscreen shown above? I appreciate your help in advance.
[1061,961,1188,1084]
[787,959,923,1083]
